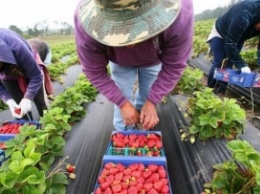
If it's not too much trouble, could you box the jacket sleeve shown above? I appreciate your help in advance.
[147,0,194,105]
[15,43,43,100]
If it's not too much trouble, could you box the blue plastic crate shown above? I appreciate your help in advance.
[0,119,41,140]
[106,131,165,157]
[214,68,257,87]
[92,155,172,194]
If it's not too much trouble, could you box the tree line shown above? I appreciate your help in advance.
[8,20,74,38]
[195,0,241,21]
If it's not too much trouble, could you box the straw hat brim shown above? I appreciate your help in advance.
[79,0,181,47]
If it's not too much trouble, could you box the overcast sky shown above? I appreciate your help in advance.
[0,0,231,29]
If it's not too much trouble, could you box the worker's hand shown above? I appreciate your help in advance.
[6,99,21,118]
[241,66,251,73]
[140,100,159,130]
[120,101,139,127]
[19,98,32,117]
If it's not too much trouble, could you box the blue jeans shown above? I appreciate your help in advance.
[207,37,243,93]
[109,61,162,131]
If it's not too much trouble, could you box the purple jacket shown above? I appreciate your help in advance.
[74,0,194,107]
[0,28,43,102]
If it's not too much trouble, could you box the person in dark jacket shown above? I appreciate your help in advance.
[0,28,50,120]
[207,0,260,94]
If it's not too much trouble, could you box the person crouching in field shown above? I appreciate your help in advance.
[0,28,51,120]
[206,0,260,94]
[74,0,194,131]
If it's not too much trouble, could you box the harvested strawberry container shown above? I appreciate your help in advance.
[93,155,172,194]
[0,119,41,140]
[106,131,165,157]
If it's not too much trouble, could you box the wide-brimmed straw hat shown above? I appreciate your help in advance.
[79,0,181,47]
[0,39,16,64]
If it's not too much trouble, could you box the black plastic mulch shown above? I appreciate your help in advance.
[1,63,260,194]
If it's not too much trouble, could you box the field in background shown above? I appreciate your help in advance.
[39,34,75,46]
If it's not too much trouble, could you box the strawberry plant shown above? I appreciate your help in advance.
[171,66,205,96]
[0,73,98,194]
[181,88,246,143]
[202,140,260,194]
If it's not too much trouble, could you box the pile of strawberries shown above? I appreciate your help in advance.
[0,123,22,134]
[94,162,170,194]
[111,133,163,157]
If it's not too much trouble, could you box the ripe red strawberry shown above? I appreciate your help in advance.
[129,179,138,186]
[136,182,143,191]
[143,169,152,179]
[136,176,145,183]
[120,189,128,194]
[116,163,125,171]
[146,140,155,148]
[123,136,129,145]
[109,167,119,175]
[148,133,159,140]
[160,178,169,185]
[105,162,115,170]
[112,184,122,193]
[123,168,132,175]
[147,188,159,194]
[158,169,167,178]
[138,163,145,171]
[115,172,123,181]
[100,181,111,191]
[143,183,153,192]
[131,170,142,178]
[155,141,163,149]
[105,175,114,184]
[14,108,21,115]
[116,132,125,139]
[154,180,164,192]
[104,187,113,194]
[128,186,138,194]
[129,134,137,140]
[113,139,125,148]
[121,182,128,189]
[147,164,158,173]
[98,176,105,184]
[150,173,159,182]
[122,174,131,181]
[161,184,170,193]
[66,164,75,173]
[129,163,139,171]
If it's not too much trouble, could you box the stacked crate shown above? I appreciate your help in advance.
[93,130,172,194]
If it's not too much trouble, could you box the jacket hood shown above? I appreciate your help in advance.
[0,39,17,65]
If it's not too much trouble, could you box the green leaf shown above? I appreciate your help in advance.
[44,184,66,194]
[8,160,24,174]
[0,171,18,188]
[49,173,68,185]
[22,184,45,194]
[50,136,65,146]
[11,151,24,161]
[24,142,36,158]
[188,125,200,134]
